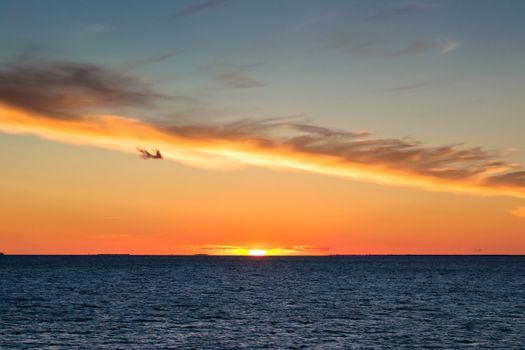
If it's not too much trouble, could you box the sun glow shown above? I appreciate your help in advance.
[247,249,267,256]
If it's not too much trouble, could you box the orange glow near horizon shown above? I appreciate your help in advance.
[247,249,267,256]
[2,4,525,258]
[1,103,525,255]
[195,246,328,256]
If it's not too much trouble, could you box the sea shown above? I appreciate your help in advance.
[0,256,524,349]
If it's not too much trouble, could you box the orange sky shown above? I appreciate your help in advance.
[1,8,524,257]
[1,101,524,255]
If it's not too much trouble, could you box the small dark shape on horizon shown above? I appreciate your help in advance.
[137,147,163,160]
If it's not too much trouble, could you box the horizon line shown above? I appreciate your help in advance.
[1,254,524,257]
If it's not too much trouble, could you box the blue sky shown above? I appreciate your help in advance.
[2,1,524,152]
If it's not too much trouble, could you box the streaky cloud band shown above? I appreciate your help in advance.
[0,59,523,199]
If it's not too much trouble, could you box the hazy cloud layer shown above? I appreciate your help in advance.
[169,0,227,20]
[369,1,438,20]
[320,35,458,57]
[214,71,266,89]
[385,38,459,57]
[0,59,524,199]
[379,82,430,92]
[122,51,179,69]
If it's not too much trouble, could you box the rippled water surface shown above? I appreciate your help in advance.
[1,256,524,349]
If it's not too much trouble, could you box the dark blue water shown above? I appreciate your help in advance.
[1,256,524,349]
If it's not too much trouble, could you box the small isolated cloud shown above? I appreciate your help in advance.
[77,23,110,35]
[385,39,434,57]
[385,38,459,57]
[169,0,227,20]
[379,82,430,92]
[214,71,266,89]
[123,51,178,69]
[510,207,525,218]
[437,38,460,55]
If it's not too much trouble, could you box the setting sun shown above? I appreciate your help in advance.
[247,249,267,257]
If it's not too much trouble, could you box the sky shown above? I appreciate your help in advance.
[0,0,524,255]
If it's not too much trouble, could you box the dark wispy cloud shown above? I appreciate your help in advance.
[0,60,161,119]
[161,118,520,183]
[319,34,459,58]
[169,0,227,20]
[385,38,459,57]
[377,83,431,93]
[0,59,524,199]
[122,51,178,70]
[214,71,266,89]
[485,171,525,188]
[161,118,369,145]
[378,77,458,94]
[379,82,430,92]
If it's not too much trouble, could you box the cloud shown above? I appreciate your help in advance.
[0,59,524,200]
[0,60,160,119]
[214,71,266,89]
[122,51,178,69]
[285,245,331,253]
[169,0,227,20]
[319,35,458,58]
[385,38,459,57]
[484,171,525,188]
[385,39,434,57]
[77,23,110,35]
[437,38,460,55]
[379,77,458,94]
[379,82,430,92]
[369,1,438,20]
[510,206,525,218]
